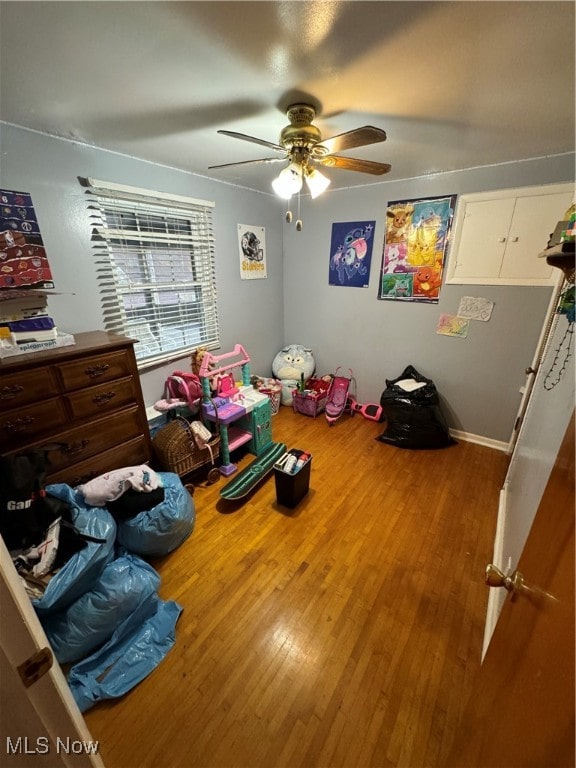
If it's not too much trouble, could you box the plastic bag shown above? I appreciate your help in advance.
[41,554,160,664]
[0,450,51,550]
[377,365,456,450]
[67,597,183,712]
[33,485,116,615]
[115,472,194,557]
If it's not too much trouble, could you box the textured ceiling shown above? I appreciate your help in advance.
[0,1,574,194]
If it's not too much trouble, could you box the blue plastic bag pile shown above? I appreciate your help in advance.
[34,471,193,712]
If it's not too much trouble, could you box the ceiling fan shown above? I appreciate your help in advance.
[208,103,391,201]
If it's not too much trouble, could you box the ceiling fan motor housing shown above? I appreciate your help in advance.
[280,104,323,154]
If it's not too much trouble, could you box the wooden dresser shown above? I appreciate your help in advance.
[0,331,152,486]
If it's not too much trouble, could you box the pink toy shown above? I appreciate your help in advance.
[325,367,356,426]
[347,395,383,422]
[197,344,253,476]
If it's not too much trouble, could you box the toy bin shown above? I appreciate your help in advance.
[292,391,327,418]
[274,450,312,508]
[260,382,282,415]
[253,376,282,415]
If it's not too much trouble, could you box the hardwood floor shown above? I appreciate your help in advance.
[84,406,509,768]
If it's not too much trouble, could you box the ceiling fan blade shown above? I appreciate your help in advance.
[318,126,387,154]
[208,157,286,170]
[318,155,392,175]
[217,130,285,153]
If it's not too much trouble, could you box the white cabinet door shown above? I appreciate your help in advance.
[453,197,515,279]
[447,183,573,285]
[500,192,574,279]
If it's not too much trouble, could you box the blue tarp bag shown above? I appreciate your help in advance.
[41,553,160,664]
[33,485,116,615]
[67,597,183,712]
[115,472,194,557]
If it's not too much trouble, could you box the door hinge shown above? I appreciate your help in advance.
[17,647,53,688]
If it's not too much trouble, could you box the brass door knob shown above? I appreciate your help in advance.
[485,564,558,604]
[485,564,525,595]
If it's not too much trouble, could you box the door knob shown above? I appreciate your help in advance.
[485,564,558,604]
[485,564,525,595]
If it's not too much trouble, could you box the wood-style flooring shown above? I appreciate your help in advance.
[84,406,509,768]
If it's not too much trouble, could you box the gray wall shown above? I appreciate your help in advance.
[0,124,285,406]
[283,156,574,443]
[1,123,573,442]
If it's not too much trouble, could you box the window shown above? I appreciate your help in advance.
[84,178,219,368]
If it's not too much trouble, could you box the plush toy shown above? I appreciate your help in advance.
[272,345,315,406]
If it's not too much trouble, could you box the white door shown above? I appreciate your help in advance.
[482,305,575,656]
[507,274,565,452]
[450,413,574,766]
[0,537,105,768]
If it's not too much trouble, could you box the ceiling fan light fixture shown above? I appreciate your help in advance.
[305,167,331,199]
[272,162,303,199]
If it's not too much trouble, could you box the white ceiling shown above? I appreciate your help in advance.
[1,1,574,195]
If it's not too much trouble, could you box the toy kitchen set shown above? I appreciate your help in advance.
[198,344,273,476]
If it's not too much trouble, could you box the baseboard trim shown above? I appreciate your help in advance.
[450,429,508,453]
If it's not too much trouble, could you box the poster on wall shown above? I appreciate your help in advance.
[329,221,375,288]
[0,189,54,289]
[238,224,267,280]
[377,194,456,303]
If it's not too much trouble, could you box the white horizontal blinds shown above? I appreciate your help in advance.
[85,179,219,368]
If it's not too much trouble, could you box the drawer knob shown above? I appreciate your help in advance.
[0,384,25,400]
[94,391,116,405]
[63,439,90,455]
[85,363,110,378]
[4,415,35,433]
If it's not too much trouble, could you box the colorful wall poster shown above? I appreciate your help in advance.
[238,224,267,280]
[0,189,54,289]
[378,195,456,303]
[329,221,375,288]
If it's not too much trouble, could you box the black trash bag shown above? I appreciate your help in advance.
[0,451,54,550]
[377,365,456,450]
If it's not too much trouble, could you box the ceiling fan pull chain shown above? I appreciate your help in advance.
[296,191,303,231]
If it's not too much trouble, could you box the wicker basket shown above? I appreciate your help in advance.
[152,416,220,476]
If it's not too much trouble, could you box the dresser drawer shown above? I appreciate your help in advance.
[0,367,59,412]
[55,350,133,391]
[0,397,67,450]
[64,376,138,420]
[21,406,143,473]
[47,435,150,487]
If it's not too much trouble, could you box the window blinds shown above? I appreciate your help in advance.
[84,178,220,368]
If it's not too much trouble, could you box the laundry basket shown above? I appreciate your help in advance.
[260,381,282,415]
[253,377,282,415]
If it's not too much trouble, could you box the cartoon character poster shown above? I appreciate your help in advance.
[378,195,456,303]
[0,189,54,289]
[329,221,375,288]
[237,224,267,280]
